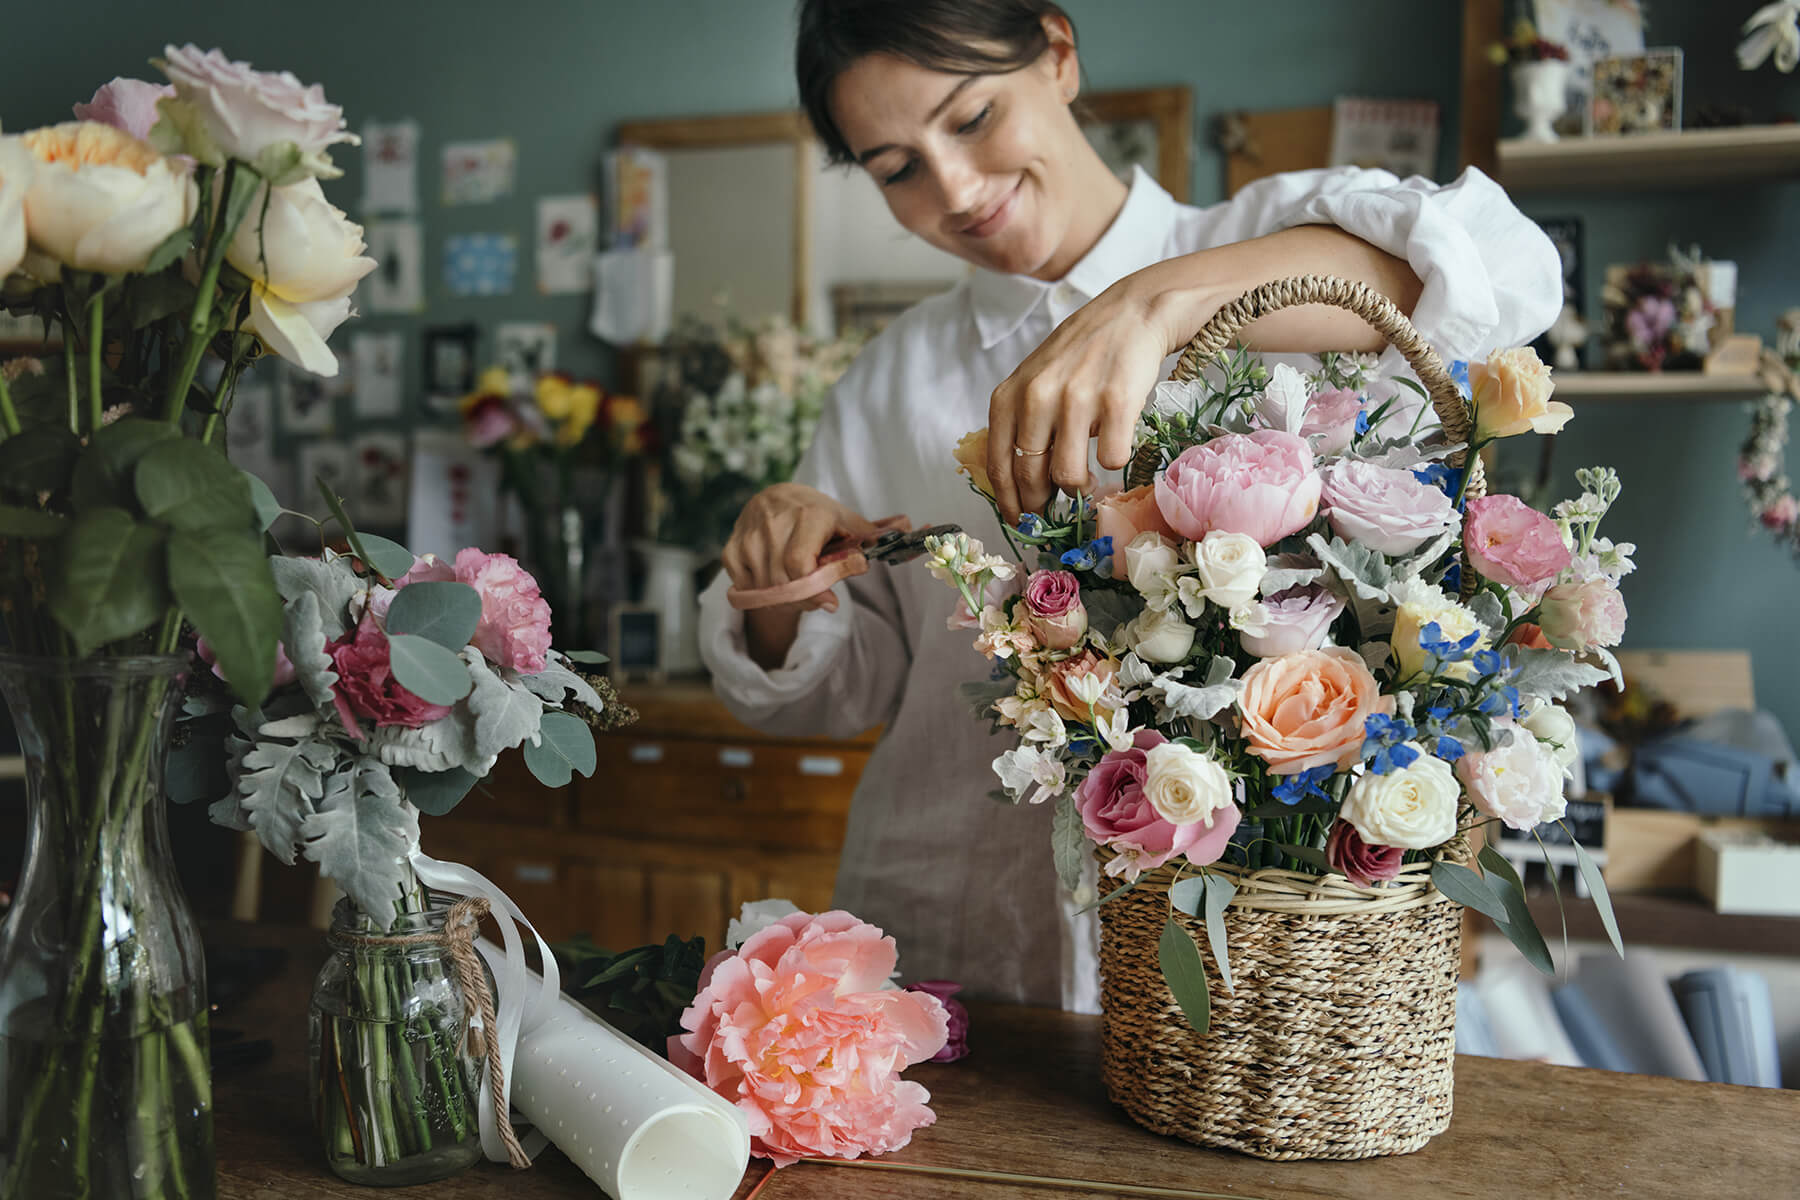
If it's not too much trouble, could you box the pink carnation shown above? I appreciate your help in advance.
[1762,495,1799,531]
[399,548,553,673]
[1463,494,1572,591]
[669,911,950,1168]
[1155,430,1321,548]
[73,78,177,142]
[1076,730,1240,879]
[325,612,453,737]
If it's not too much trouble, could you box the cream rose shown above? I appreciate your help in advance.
[952,428,994,498]
[1340,750,1460,850]
[1142,741,1234,828]
[1391,577,1488,681]
[1519,699,1580,776]
[1190,530,1266,610]
[227,177,377,377]
[1123,531,1182,609]
[0,138,32,278]
[155,44,359,182]
[1457,733,1567,832]
[1124,605,1196,664]
[1469,347,1572,441]
[19,122,194,275]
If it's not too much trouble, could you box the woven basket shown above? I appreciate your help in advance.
[1100,275,1480,1160]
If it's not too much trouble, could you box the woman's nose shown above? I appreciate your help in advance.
[931,154,984,218]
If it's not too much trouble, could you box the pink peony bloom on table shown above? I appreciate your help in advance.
[1320,460,1459,556]
[1325,821,1404,887]
[1076,730,1240,879]
[73,78,178,142]
[398,548,554,673]
[1238,584,1345,658]
[1536,576,1627,653]
[1463,494,1572,592]
[325,612,453,737]
[668,910,950,1168]
[905,981,969,1063]
[196,634,296,691]
[1094,483,1174,549]
[1155,430,1321,548]
[1021,569,1087,649]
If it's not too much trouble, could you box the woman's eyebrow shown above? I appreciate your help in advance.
[854,76,984,165]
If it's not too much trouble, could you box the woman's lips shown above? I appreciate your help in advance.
[961,178,1021,239]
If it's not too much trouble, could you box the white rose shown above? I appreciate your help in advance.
[725,898,801,950]
[1520,700,1580,776]
[1340,749,1460,850]
[1123,531,1182,608]
[1456,734,1567,832]
[19,123,195,275]
[227,177,376,377]
[1142,741,1234,828]
[154,44,359,183]
[0,138,32,278]
[1192,530,1266,610]
[1390,576,1488,681]
[1125,606,1196,664]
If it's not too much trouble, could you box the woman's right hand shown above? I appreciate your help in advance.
[721,483,881,668]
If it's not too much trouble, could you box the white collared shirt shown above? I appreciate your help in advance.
[699,165,1561,1011]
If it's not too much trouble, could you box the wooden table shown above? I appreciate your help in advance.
[212,922,1797,1199]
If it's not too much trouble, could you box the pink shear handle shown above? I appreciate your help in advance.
[726,515,912,611]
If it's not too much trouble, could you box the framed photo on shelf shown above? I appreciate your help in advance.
[1589,48,1682,136]
[608,605,664,683]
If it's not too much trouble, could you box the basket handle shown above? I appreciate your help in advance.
[1124,275,1485,503]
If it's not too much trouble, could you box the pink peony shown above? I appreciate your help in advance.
[1094,483,1174,549]
[1463,494,1572,591]
[325,612,453,737]
[668,910,950,1168]
[398,548,554,673]
[1326,821,1404,886]
[196,634,296,691]
[1238,584,1345,658]
[905,980,969,1063]
[1022,569,1086,649]
[1320,460,1459,556]
[1536,577,1627,653]
[1076,731,1240,878]
[1155,430,1321,548]
[73,78,178,142]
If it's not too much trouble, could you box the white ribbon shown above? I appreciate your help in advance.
[409,846,562,1164]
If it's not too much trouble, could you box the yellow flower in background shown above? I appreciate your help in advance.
[475,365,510,395]
[557,383,601,446]
[607,393,647,452]
[535,373,575,421]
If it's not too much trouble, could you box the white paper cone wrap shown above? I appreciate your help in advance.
[477,942,751,1200]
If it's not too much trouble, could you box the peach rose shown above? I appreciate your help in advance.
[952,428,994,497]
[19,122,195,275]
[1236,646,1392,775]
[1042,649,1118,722]
[0,138,32,279]
[1469,347,1572,441]
[1095,483,1174,548]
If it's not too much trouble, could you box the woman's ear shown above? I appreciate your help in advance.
[1040,13,1080,103]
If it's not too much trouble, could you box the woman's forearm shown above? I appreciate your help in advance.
[1139,224,1425,355]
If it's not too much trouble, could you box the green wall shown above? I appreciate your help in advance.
[4,1,1796,739]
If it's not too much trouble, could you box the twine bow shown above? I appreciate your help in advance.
[442,895,532,1169]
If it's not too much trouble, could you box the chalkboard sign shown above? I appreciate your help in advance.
[610,606,663,681]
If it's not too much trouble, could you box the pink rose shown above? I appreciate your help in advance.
[1463,494,1572,591]
[1536,577,1626,653]
[1094,484,1174,549]
[1298,386,1365,456]
[1155,430,1321,547]
[905,980,969,1063]
[1022,569,1087,649]
[669,910,949,1168]
[460,393,520,449]
[157,44,358,180]
[1237,647,1391,775]
[1762,495,1799,531]
[1321,461,1459,556]
[1042,650,1117,722]
[73,78,178,142]
[399,548,554,673]
[1326,821,1404,887]
[1076,730,1241,878]
[325,612,453,737]
[196,634,296,692]
[1238,584,1345,658]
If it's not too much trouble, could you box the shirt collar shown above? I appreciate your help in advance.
[968,166,1178,350]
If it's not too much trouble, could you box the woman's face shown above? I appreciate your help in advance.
[829,32,1090,281]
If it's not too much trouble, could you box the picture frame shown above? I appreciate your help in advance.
[1589,48,1683,137]
[608,605,665,683]
[422,323,478,412]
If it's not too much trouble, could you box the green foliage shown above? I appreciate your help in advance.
[1430,859,1509,923]
[1158,918,1210,1035]
[386,581,482,651]
[71,418,179,511]
[385,633,474,706]
[300,758,421,921]
[553,933,708,1053]
[393,766,481,817]
[135,437,255,530]
[1051,792,1085,893]
[464,653,543,758]
[169,526,282,705]
[523,710,597,787]
[51,508,169,655]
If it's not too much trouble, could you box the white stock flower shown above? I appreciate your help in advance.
[19,122,195,275]
[1191,531,1266,610]
[1520,699,1580,776]
[1457,733,1568,832]
[993,745,1066,805]
[154,44,360,182]
[1253,362,1310,433]
[1228,601,1272,639]
[1020,706,1069,749]
[1142,741,1234,827]
[726,898,802,950]
[1124,605,1196,664]
[1095,708,1136,754]
[1340,749,1460,850]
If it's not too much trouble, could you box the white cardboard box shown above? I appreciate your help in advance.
[1696,829,1800,916]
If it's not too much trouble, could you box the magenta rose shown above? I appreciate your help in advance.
[1077,730,1239,878]
[326,612,453,736]
[1155,430,1322,548]
[1022,569,1087,649]
[905,980,970,1063]
[1320,461,1459,556]
[1463,494,1571,591]
[73,78,178,142]
[399,548,554,673]
[1238,584,1345,658]
[1326,821,1404,887]
[1536,577,1627,653]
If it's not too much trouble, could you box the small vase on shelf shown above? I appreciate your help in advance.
[1512,59,1572,143]
[636,542,704,676]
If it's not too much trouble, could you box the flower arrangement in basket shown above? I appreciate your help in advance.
[924,277,1630,1161]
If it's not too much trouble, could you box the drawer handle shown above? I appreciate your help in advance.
[629,743,665,764]
[718,748,754,768]
[799,756,844,777]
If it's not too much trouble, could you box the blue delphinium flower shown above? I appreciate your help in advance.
[1412,462,1456,497]
[1354,409,1372,436]
[1434,735,1466,763]
[1059,536,1112,572]
[1273,764,1335,805]
[1016,513,1046,538]
[1418,620,1480,662]
[1471,649,1504,677]
[1362,712,1421,775]
[1441,561,1463,595]
[1449,359,1471,398]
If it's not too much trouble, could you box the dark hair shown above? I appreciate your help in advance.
[796,0,1075,165]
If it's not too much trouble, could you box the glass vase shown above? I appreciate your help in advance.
[308,895,486,1186]
[0,653,214,1200]
[524,502,590,650]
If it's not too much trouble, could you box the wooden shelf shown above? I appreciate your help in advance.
[1479,890,1800,958]
[1555,371,1768,403]
[1498,124,1800,192]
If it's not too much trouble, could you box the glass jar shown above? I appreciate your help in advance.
[308,897,486,1185]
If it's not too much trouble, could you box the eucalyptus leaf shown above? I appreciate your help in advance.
[1430,859,1510,923]
[301,759,421,921]
[387,633,473,706]
[519,658,605,713]
[168,526,282,706]
[71,418,180,513]
[1158,918,1210,1035]
[1276,843,1333,873]
[1492,870,1555,976]
[245,471,282,533]
[393,765,481,817]
[0,428,81,501]
[1168,876,1207,917]
[386,580,481,651]
[50,507,167,655]
[0,505,66,538]
[1201,874,1237,994]
[1572,839,1623,958]
[1051,792,1085,893]
[1478,843,1526,894]
[562,650,610,666]
[135,438,254,531]
[358,533,416,580]
[523,710,597,787]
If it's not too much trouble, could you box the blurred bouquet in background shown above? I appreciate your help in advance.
[1602,246,1733,372]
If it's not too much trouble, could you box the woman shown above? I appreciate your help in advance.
[700,0,1560,1010]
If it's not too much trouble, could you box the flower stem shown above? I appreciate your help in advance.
[0,365,20,438]
[64,335,78,434]
[88,293,104,435]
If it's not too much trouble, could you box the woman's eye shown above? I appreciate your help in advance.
[957,104,992,136]
[882,159,918,187]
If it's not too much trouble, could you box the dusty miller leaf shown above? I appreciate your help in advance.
[301,758,420,921]
[958,677,1016,720]
[517,654,605,712]
[1155,677,1241,723]
[270,555,358,640]
[1081,588,1140,641]
[1502,645,1611,703]
[1394,528,1458,581]
[1308,533,1393,602]
[368,710,481,774]
[466,649,544,759]
[286,591,339,709]
[237,736,335,864]
[1468,589,1506,637]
